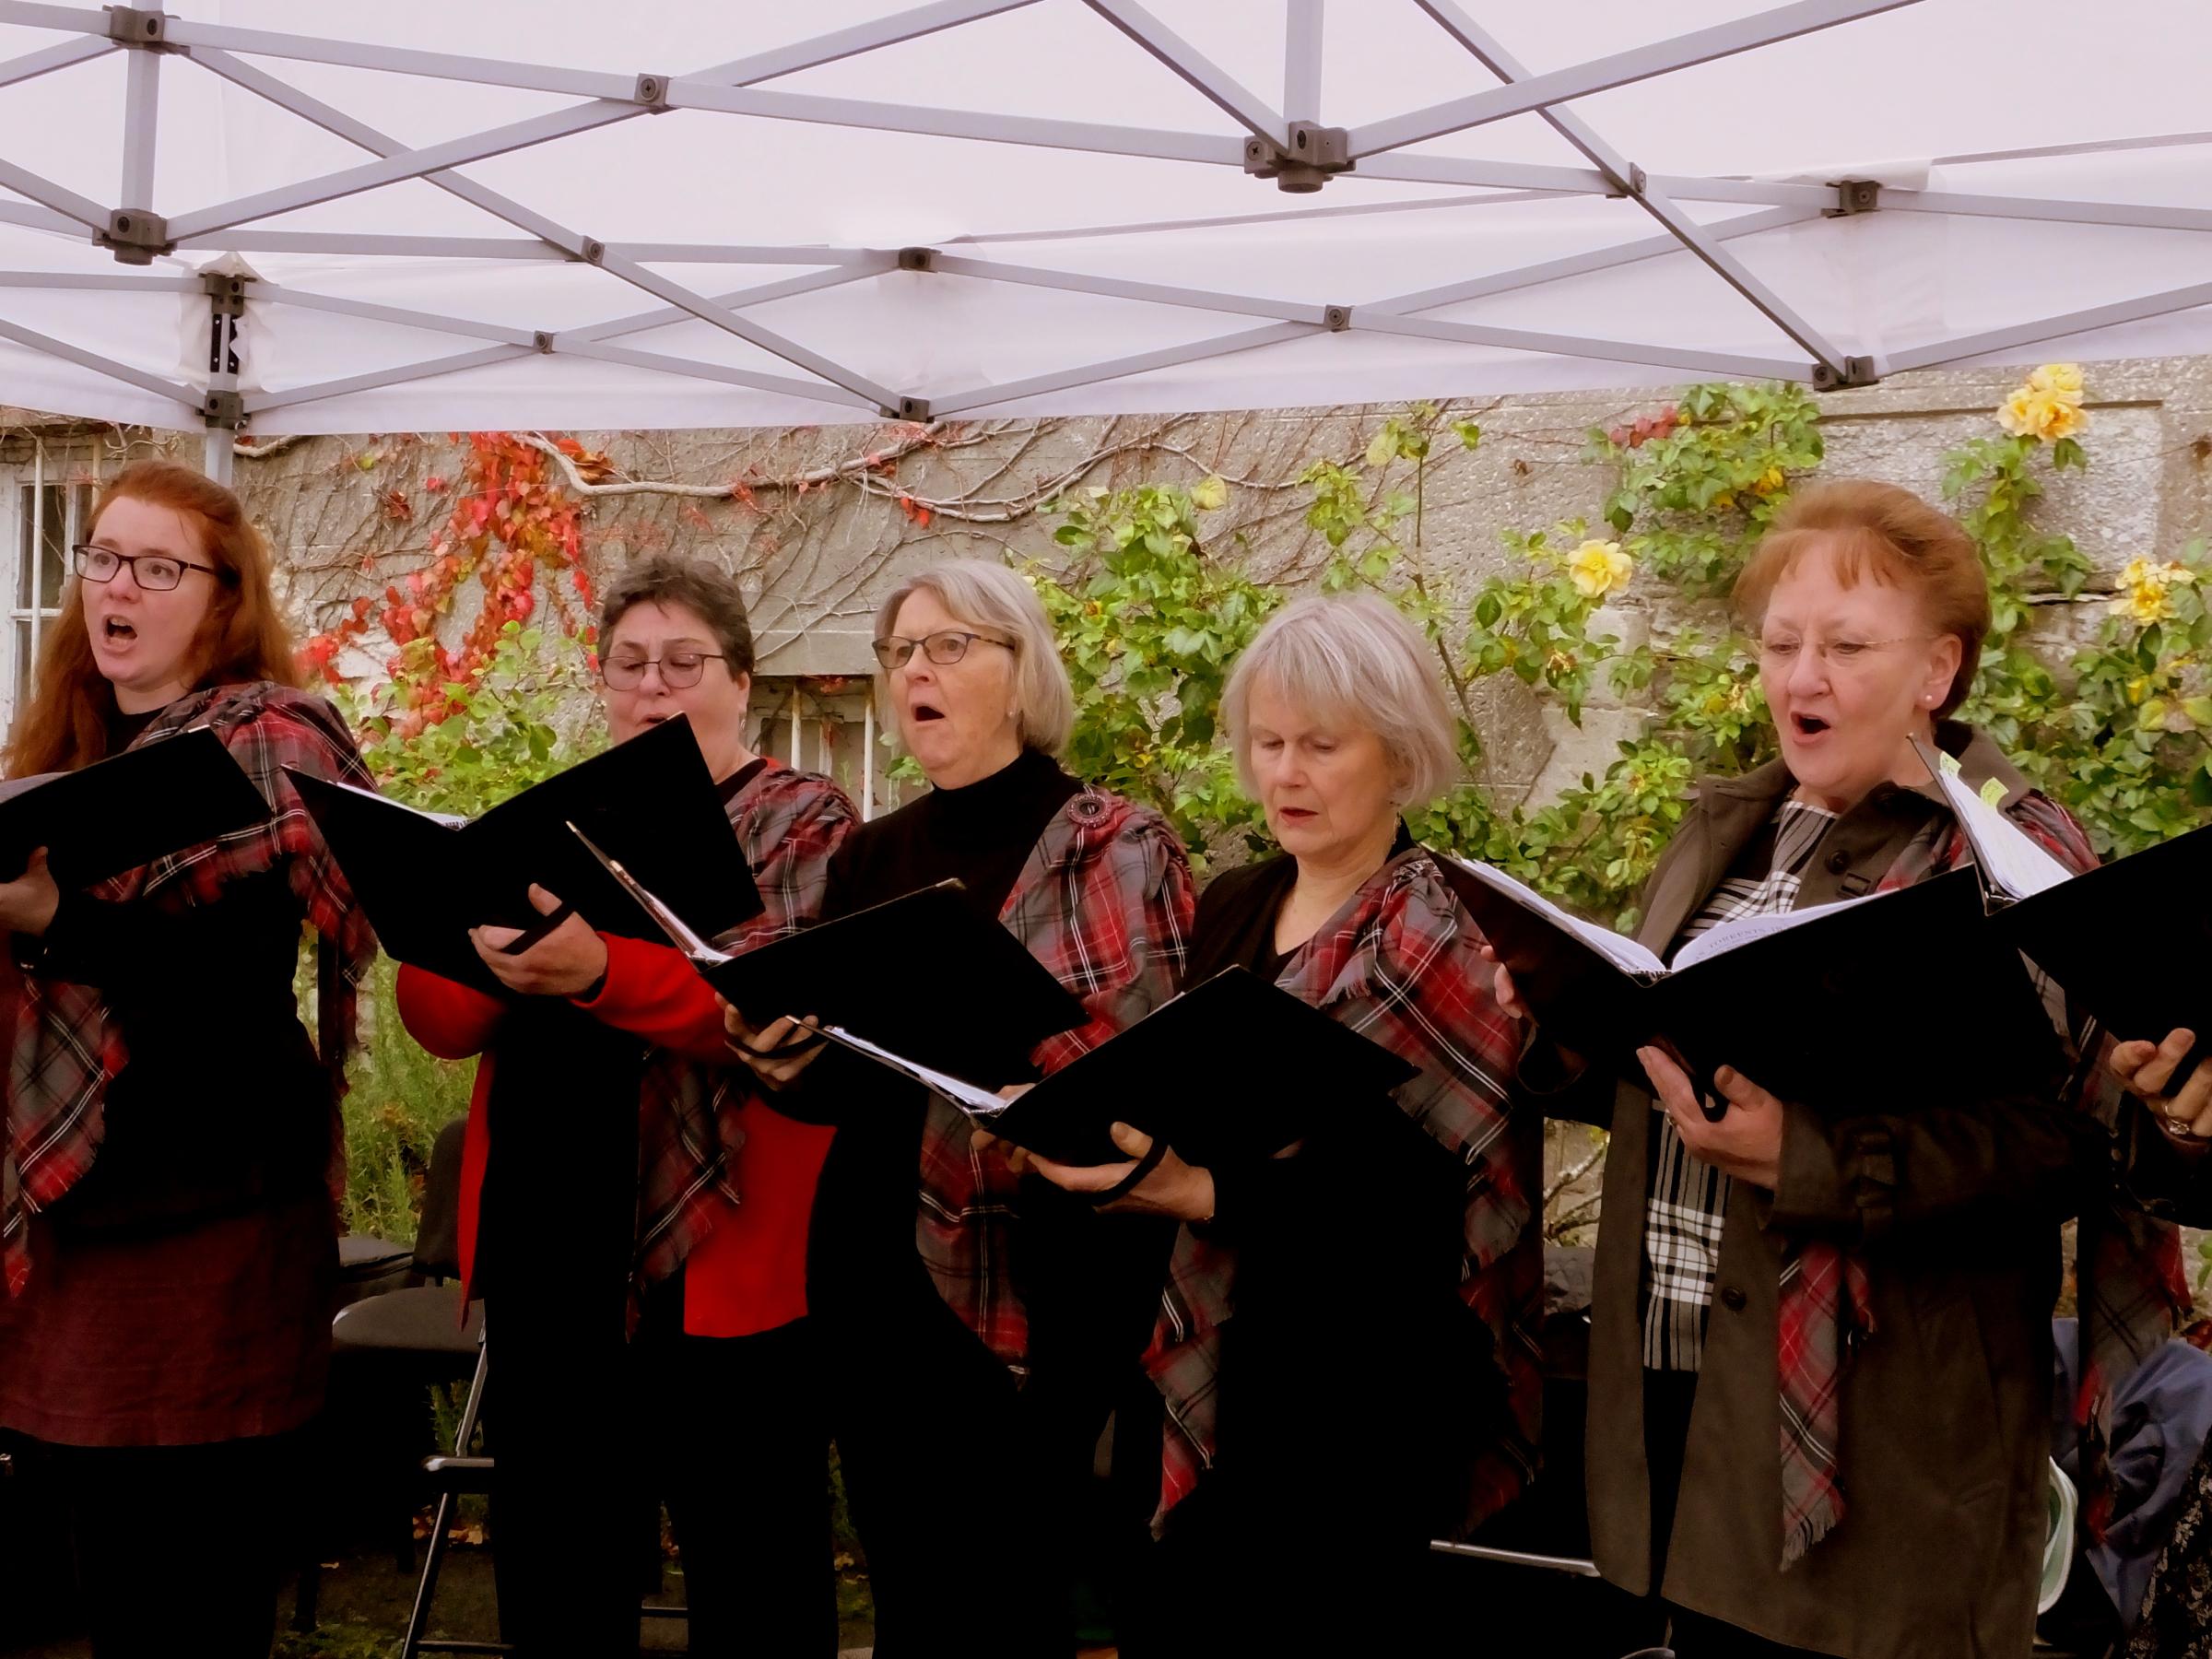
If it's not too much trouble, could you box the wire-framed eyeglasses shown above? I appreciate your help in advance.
[601,650,726,689]
[870,630,1013,671]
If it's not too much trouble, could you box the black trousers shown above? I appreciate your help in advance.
[1018,1190,1176,1646]
[31,1430,301,1659]
[809,1102,1065,1659]
[480,1286,644,1659]
[475,1018,649,1657]
[1642,1369,1831,1659]
[637,1312,837,1658]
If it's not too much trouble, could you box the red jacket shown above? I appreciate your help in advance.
[396,937,833,1337]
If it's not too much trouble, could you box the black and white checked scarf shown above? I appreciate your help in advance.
[1639,797,1837,1372]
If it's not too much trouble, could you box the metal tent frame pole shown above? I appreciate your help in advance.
[0,0,2204,426]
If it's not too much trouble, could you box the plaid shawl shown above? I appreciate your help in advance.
[915,788,1194,1372]
[2,680,376,1295]
[1777,787,2187,1567]
[1143,847,1544,1537]
[630,762,855,1309]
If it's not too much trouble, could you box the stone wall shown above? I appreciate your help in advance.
[30,352,2212,806]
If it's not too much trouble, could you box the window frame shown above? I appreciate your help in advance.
[2,445,93,739]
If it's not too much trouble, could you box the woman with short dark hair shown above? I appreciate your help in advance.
[0,459,374,1657]
[396,552,857,1655]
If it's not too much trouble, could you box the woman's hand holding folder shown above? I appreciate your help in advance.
[468,883,608,995]
[722,1002,828,1089]
[1638,1046,1785,1190]
[1013,1121,1218,1221]
[2110,1027,2212,1142]
[0,846,58,937]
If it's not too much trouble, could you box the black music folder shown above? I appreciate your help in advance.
[1441,851,2060,1116]
[979,967,1420,1168]
[573,830,1088,1086]
[1914,740,2212,1077]
[583,837,1418,1161]
[0,726,271,888]
[289,714,761,992]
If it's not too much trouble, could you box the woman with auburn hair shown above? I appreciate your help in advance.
[1497,478,2183,1658]
[0,459,375,1658]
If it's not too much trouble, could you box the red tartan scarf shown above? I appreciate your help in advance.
[2,680,377,1294]
[629,763,856,1316]
[914,788,1194,1372]
[1776,780,2187,1568]
[1142,847,1545,1537]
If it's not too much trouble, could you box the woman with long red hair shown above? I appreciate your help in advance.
[0,459,374,1657]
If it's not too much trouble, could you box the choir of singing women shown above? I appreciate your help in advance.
[8,467,2212,1659]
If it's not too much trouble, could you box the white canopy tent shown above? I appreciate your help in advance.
[0,0,2207,481]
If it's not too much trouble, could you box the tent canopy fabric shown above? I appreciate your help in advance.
[0,0,2207,454]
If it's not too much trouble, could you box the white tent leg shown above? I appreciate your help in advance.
[203,428,235,486]
[119,36,159,208]
[1284,0,1323,123]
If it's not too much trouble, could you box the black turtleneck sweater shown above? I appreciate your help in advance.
[823,745,1080,924]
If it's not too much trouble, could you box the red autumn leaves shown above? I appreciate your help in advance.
[296,434,596,727]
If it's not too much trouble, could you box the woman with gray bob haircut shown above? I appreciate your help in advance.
[724,557,1194,1655]
[1027,591,1545,1653]
[1220,589,1461,814]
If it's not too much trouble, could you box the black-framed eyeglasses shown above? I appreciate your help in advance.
[871,629,1013,671]
[601,650,726,689]
[72,544,225,592]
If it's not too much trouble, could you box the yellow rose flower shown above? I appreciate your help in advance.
[2112,581,2173,625]
[1997,374,2087,442]
[2029,363,2084,398]
[2118,557,2159,590]
[1567,538,1633,599]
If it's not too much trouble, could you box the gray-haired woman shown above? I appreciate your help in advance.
[725,559,1195,1657]
[1025,591,1545,1654]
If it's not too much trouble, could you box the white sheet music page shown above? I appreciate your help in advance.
[1670,890,1887,971]
[806,1021,1007,1118]
[1932,770,2075,901]
[1452,855,1665,976]
[568,820,728,964]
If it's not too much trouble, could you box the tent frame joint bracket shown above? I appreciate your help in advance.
[533,331,555,354]
[1324,304,1350,331]
[631,74,670,112]
[104,7,171,48]
[898,247,937,273]
[201,271,245,317]
[1826,180,1881,218]
[580,238,606,264]
[883,395,931,421]
[101,208,171,265]
[1812,356,1879,391]
[1243,123,1354,194]
[202,389,246,429]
